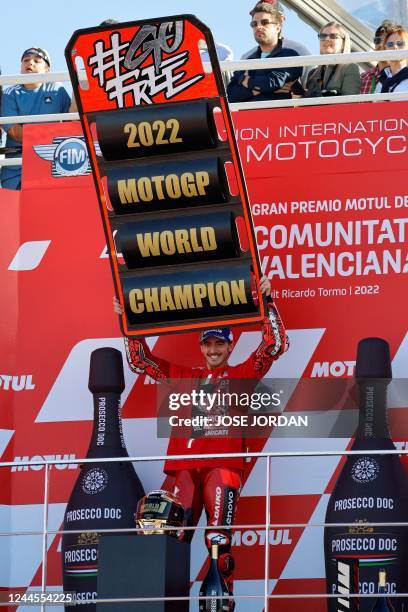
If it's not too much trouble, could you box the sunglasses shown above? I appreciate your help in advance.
[250,19,277,28]
[318,33,344,40]
[385,40,406,48]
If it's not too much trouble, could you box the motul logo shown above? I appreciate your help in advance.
[311,361,356,378]
[11,454,78,472]
[232,529,292,546]
[0,375,35,391]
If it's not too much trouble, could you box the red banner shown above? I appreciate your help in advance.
[0,101,407,609]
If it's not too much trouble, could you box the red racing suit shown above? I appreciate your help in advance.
[124,300,288,597]
[124,300,289,473]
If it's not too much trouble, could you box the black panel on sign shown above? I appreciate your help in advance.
[122,262,256,325]
[96,100,218,161]
[107,156,228,214]
[118,211,240,269]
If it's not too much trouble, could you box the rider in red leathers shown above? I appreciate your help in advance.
[116,276,288,604]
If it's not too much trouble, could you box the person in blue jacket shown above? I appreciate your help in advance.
[1,48,71,190]
[227,2,302,102]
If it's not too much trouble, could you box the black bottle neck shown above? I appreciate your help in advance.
[87,392,128,458]
[355,380,390,440]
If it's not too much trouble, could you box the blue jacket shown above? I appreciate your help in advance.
[227,41,302,103]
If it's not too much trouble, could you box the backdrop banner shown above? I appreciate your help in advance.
[0,101,407,611]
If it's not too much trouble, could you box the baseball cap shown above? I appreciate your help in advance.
[21,48,50,67]
[200,329,233,343]
[250,0,284,17]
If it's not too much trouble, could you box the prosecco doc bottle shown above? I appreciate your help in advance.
[324,338,408,612]
[370,570,396,611]
[199,544,230,612]
[61,348,145,610]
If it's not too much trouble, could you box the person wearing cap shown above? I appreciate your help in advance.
[360,20,396,94]
[114,275,288,606]
[1,48,72,190]
[227,2,303,102]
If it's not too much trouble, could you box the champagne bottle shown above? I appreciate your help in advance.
[324,338,408,612]
[371,570,396,611]
[61,348,145,610]
[199,544,230,612]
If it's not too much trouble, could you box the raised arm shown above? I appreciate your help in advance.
[113,296,170,381]
[124,336,171,381]
[253,298,289,375]
[237,276,289,378]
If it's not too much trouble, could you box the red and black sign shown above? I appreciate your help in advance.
[65,15,264,336]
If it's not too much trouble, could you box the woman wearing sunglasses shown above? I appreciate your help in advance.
[380,26,408,93]
[304,22,360,97]
[360,20,395,94]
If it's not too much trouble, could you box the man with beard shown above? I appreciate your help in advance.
[227,2,303,102]
[241,0,311,85]
[114,276,288,609]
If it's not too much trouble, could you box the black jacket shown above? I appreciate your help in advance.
[227,41,302,103]
[381,66,408,93]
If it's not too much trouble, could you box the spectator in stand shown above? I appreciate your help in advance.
[305,22,360,97]
[199,39,233,62]
[0,66,3,152]
[99,18,119,25]
[380,26,408,93]
[1,48,72,190]
[241,0,311,85]
[199,39,233,88]
[360,20,396,94]
[227,2,302,102]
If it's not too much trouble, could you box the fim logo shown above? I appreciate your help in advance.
[33,136,100,178]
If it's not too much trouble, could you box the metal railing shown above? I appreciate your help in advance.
[1,448,408,609]
[0,48,407,168]
[0,48,407,88]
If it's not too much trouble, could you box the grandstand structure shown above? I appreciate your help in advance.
[286,0,408,57]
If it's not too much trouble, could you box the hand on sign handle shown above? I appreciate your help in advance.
[251,270,272,306]
[259,274,271,297]
[113,296,124,316]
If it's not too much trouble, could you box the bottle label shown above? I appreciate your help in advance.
[359,580,396,595]
[350,457,380,484]
[72,591,98,604]
[65,506,123,522]
[64,545,98,566]
[334,497,394,511]
[81,467,109,495]
[96,396,106,446]
[331,535,398,553]
[64,537,99,579]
